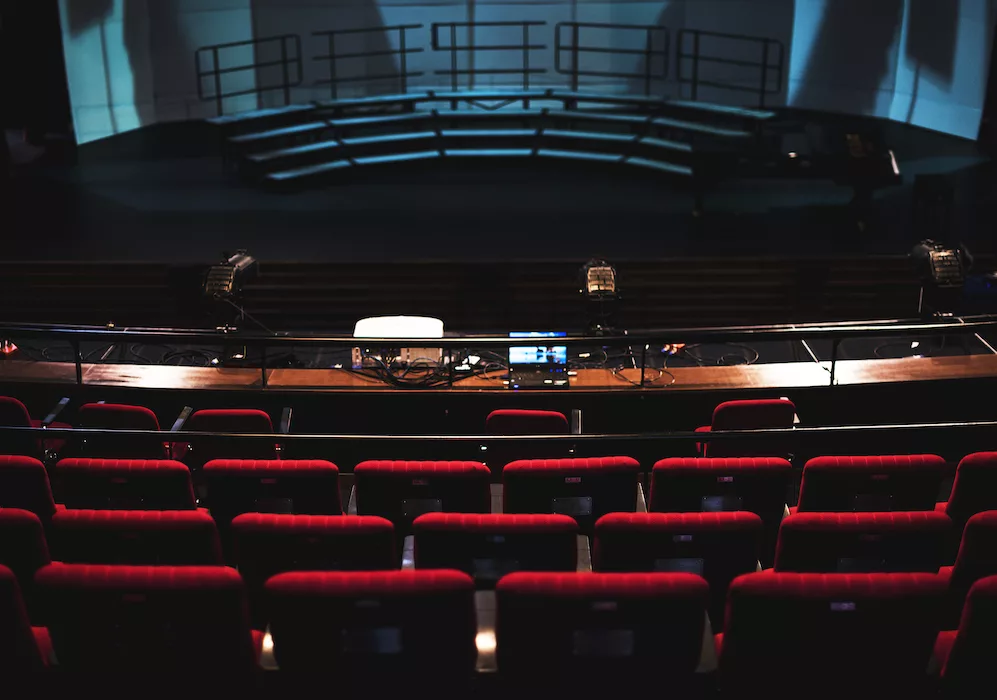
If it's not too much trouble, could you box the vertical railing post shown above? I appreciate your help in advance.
[829,338,840,386]
[759,40,770,108]
[644,28,653,97]
[328,34,338,100]
[523,23,531,108]
[399,28,409,94]
[639,344,647,387]
[261,344,268,390]
[213,47,223,116]
[691,32,700,101]
[281,38,291,107]
[72,338,83,387]
[571,23,580,92]
[450,24,459,92]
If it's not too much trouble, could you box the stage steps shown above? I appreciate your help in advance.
[212,90,772,191]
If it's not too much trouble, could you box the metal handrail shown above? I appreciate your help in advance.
[676,29,785,108]
[195,35,303,116]
[555,22,669,96]
[312,24,425,100]
[2,316,996,390]
[431,21,548,100]
[4,419,997,443]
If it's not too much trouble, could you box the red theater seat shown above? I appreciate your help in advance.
[73,403,167,459]
[696,398,795,457]
[34,564,257,673]
[354,461,490,528]
[939,511,997,624]
[265,570,477,683]
[718,572,946,693]
[412,513,578,583]
[939,452,997,532]
[232,513,396,627]
[774,511,951,573]
[496,572,709,689]
[797,455,947,512]
[502,457,640,528]
[593,511,762,625]
[0,565,46,673]
[0,508,50,618]
[49,509,223,565]
[485,409,571,468]
[203,459,341,526]
[0,395,70,458]
[54,458,196,510]
[485,409,569,435]
[938,575,997,694]
[0,455,57,522]
[179,409,277,468]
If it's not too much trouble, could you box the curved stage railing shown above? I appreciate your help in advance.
[2,316,996,391]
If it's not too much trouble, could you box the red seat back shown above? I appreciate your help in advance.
[182,409,276,467]
[941,575,997,692]
[949,511,997,603]
[502,457,640,528]
[649,457,792,523]
[0,509,50,616]
[203,459,341,525]
[50,510,223,565]
[74,403,165,459]
[413,513,578,583]
[486,409,569,435]
[0,396,41,458]
[945,452,997,529]
[797,455,947,512]
[35,564,256,672]
[55,458,196,510]
[705,399,795,457]
[265,570,477,679]
[232,513,396,627]
[0,455,57,521]
[0,565,45,672]
[719,572,946,692]
[593,511,761,623]
[496,572,708,684]
[354,461,491,529]
[775,511,951,573]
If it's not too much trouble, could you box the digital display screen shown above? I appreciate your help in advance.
[509,332,567,366]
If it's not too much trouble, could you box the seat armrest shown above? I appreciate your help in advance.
[41,397,70,427]
[170,406,193,433]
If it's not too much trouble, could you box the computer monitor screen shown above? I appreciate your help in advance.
[509,332,567,366]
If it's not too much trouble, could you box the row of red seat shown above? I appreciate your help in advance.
[3,452,993,530]
[1,562,994,694]
[2,396,798,461]
[4,505,996,627]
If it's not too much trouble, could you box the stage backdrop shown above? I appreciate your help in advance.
[59,0,996,143]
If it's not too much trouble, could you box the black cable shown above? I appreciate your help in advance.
[682,343,760,366]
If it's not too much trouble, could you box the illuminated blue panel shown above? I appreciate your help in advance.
[354,151,442,165]
[639,136,694,153]
[537,149,625,163]
[342,132,437,146]
[267,160,352,181]
[443,149,534,157]
[230,121,329,145]
[542,129,637,143]
[626,157,694,177]
[249,140,340,163]
[440,129,538,137]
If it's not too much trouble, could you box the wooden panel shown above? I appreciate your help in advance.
[3,354,996,394]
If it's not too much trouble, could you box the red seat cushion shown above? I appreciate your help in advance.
[74,403,166,458]
[0,455,57,521]
[203,459,342,522]
[703,399,795,457]
[0,509,51,613]
[797,455,947,512]
[485,409,569,435]
[0,565,46,672]
[354,461,491,527]
[944,452,997,528]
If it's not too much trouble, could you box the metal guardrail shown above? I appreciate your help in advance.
[2,317,996,390]
[676,29,785,108]
[555,22,669,96]
[4,420,997,444]
[431,21,548,101]
[195,35,303,116]
[313,24,425,100]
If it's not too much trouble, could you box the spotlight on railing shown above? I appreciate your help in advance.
[580,259,620,335]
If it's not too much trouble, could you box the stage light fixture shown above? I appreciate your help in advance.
[911,240,972,317]
[0,339,18,357]
[204,250,258,300]
[580,259,620,335]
